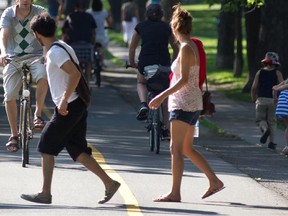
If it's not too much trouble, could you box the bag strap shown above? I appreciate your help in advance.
[50,42,81,70]
[205,78,208,92]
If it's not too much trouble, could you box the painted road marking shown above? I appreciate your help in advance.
[90,144,143,216]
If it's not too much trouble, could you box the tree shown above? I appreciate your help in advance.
[215,4,235,69]
[161,0,182,23]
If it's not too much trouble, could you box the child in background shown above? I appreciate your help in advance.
[273,73,288,156]
[251,52,283,149]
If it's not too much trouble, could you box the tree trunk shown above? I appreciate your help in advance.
[257,0,288,79]
[233,7,243,78]
[242,6,261,93]
[216,5,235,69]
[161,0,182,23]
[108,0,122,32]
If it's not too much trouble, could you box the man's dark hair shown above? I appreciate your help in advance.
[30,12,56,37]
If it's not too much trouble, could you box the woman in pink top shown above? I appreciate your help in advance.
[149,4,224,202]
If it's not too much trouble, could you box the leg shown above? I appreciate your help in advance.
[5,100,18,137]
[256,103,270,144]
[279,118,288,155]
[3,66,22,152]
[34,78,48,118]
[20,153,54,204]
[182,124,224,198]
[41,153,55,196]
[76,152,113,189]
[5,100,20,152]
[137,72,147,103]
[76,152,121,204]
[136,73,148,120]
[34,78,48,129]
[154,120,187,202]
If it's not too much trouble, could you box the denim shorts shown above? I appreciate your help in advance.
[169,109,200,125]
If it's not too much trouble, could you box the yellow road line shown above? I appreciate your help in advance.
[90,144,143,216]
[44,104,142,215]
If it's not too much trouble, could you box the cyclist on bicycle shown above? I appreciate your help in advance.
[87,0,112,69]
[128,3,178,139]
[62,1,96,83]
[0,0,48,152]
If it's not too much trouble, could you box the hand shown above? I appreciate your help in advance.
[57,99,69,116]
[0,55,8,67]
[149,95,163,110]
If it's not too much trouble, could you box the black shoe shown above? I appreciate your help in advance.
[260,129,270,144]
[161,129,170,141]
[136,102,148,121]
[268,142,277,150]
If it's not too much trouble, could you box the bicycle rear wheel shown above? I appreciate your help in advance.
[19,100,30,167]
[94,52,102,87]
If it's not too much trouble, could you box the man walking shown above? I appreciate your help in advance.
[20,12,120,205]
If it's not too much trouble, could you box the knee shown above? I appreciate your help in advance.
[37,78,48,87]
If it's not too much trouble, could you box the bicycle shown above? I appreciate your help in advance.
[126,63,171,154]
[6,57,43,167]
[70,41,94,86]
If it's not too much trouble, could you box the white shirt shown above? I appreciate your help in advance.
[46,41,79,107]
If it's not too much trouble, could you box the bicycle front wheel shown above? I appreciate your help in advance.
[153,109,161,154]
[20,100,30,167]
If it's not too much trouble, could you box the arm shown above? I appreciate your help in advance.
[128,31,140,67]
[272,70,285,102]
[149,44,192,109]
[57,60,81,115]
[251,71,259,102]
[0,28,9,66]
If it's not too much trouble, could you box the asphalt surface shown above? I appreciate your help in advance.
[0,42,287,216]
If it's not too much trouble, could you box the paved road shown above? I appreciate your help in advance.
[0,44,288,216]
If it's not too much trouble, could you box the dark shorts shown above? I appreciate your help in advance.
[38,97,92,161]
[169,109,200,126]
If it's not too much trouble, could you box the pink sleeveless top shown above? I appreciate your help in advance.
[168,43,203,112]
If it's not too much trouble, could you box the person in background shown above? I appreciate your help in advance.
[87,0,111,68]
[121,0,139,47]
[251,52,283,149]
[148,4,224,202]
[273,74,288,156]
[62,0,96,83]
[46,0,63,22]
[21,12,120,205]
[61,0,90,18]
[129,3,178,140]
[0,0,48,152]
